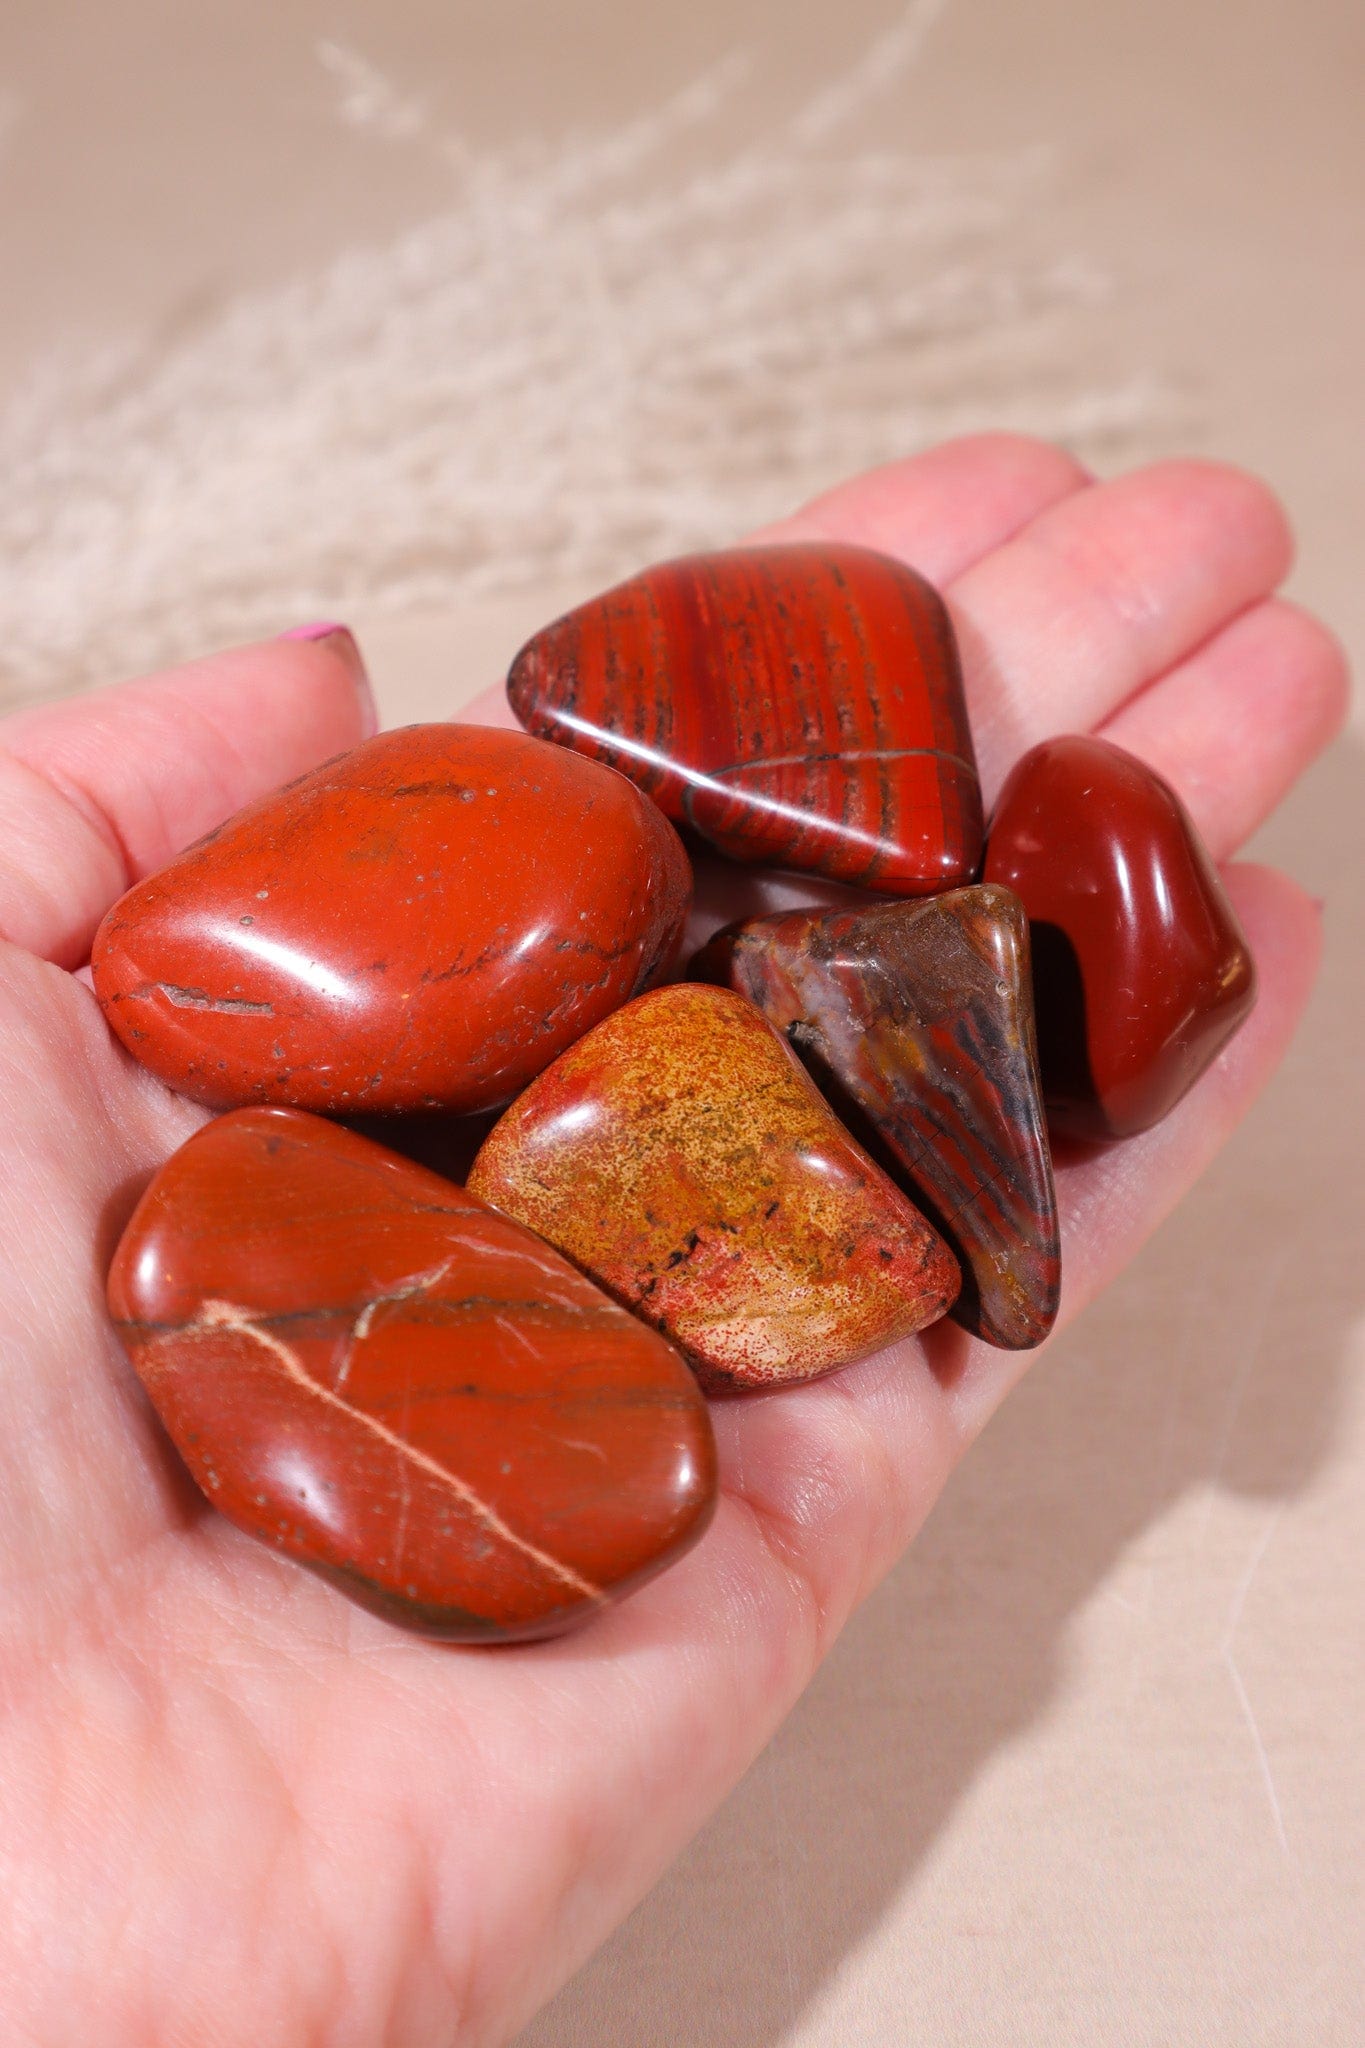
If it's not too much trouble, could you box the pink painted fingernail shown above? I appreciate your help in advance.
[277,623,377,735]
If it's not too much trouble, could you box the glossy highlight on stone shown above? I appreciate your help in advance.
[507,542,983,893]
[108,1108,716,1641]
[695,886,1059,1350]
[92,724,691,1116]
[467,983,960,1393]
[985,734,1257,1141]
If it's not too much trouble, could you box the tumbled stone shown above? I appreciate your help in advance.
[108,1108,716,1641]
[694,886,1059,1350]
[92,724,691,1115]
[985,734,1257,1141]
[467,983,959,1392]
[507,542,983,894]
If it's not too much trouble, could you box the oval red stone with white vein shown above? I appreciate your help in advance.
[108,1108,716,1641]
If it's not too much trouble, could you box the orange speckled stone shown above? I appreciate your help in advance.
[92,724,691,1116]
[109,1108,716,1641]
[467,983,959,1392]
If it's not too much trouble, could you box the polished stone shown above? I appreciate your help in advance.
[507,542,983,894]
[984,735,1257,1141]
[467,982,959,1392]
[695,885,1059,1349]
[92,723,691,1115]
[108,1108,716,1641]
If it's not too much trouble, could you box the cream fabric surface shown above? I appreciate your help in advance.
[1,3,1361,2043]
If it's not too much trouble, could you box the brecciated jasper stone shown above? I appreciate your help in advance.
[108,1108,716,1641]
[91,724,690,1116]
[467,983,960,1393]
[507,542,983,894]
[985,735,1257,1142]
[694,887,1059,1351]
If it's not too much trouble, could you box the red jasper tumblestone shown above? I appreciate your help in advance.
[507,542,983,894]
[108,1108,716,1641]
[91,724,691,1115]
[984,734,1257,1142]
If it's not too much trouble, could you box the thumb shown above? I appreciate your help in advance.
[0,627,375,969]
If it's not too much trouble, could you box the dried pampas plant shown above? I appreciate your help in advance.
[0,1,1174,702]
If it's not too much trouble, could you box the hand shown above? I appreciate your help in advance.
[0,436,1344,2045]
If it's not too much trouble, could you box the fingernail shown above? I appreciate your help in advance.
[278,622,377,736]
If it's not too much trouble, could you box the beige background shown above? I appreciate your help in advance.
[1,3,1361,2043]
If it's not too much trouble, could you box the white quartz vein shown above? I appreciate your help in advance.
[167,1296,601,1601]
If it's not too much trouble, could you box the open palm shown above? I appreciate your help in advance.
[0,435,1345,2046]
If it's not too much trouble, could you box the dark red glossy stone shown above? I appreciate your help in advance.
[468,983,960,1393]
[507,542,983,894]
[694,886,1059,1349]
[91,724,691,1116]
[108,1108,716,1641]
[984,735,1257,1141]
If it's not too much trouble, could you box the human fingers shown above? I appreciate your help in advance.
[1097,599,1350,858]
[945,458,1295,799]
[747,428,1092,580]
[0,628,375,969]
[458,431,1096,733]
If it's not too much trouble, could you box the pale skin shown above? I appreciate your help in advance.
[0,434,1347,2046]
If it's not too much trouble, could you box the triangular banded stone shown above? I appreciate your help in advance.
[695,886,1060,1350]
[506,542,983,894]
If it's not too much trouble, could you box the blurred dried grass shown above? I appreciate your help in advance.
[0,1,1174,704]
